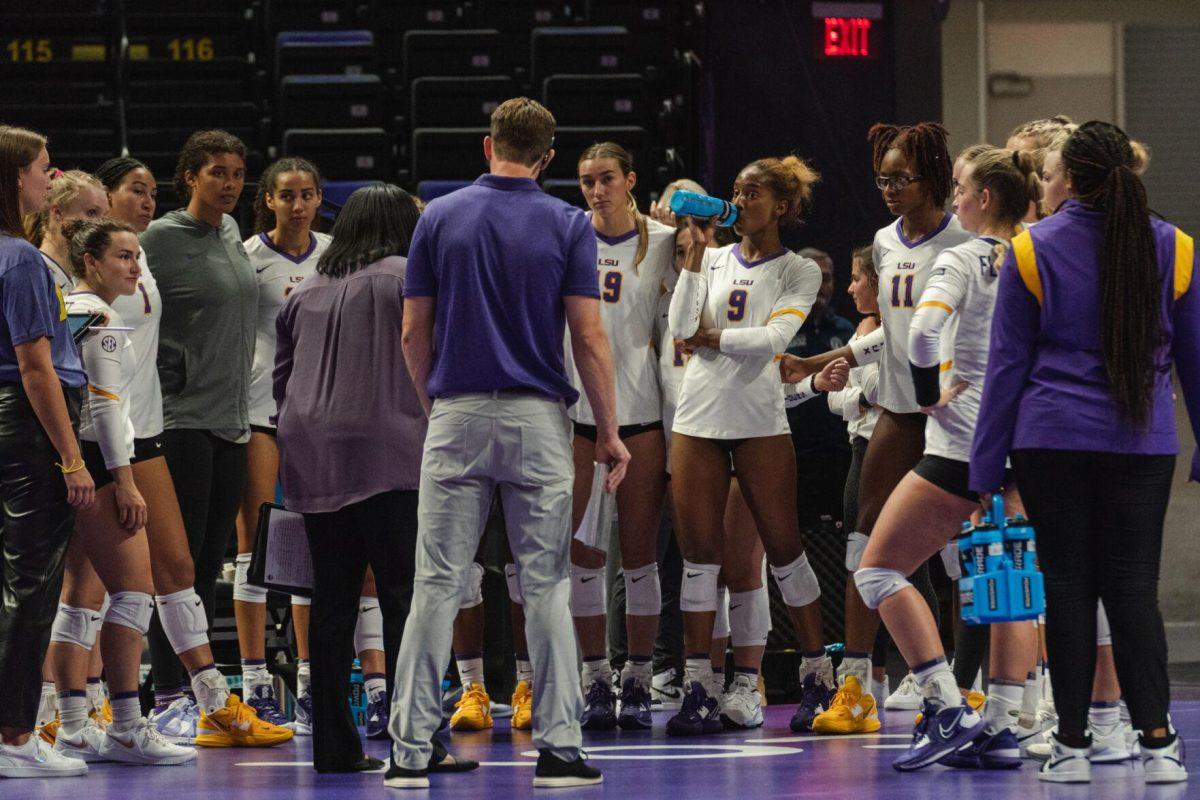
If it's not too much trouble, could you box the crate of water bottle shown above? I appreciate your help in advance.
[958,495,1044,624]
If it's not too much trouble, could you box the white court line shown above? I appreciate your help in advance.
[479,761,536,767]
[862,744,911,750]
[751,733,908,744]
[236,761,314,767]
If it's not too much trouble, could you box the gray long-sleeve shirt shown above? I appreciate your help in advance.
[141,209,257,437]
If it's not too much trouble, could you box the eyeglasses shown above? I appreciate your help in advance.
[875,174,922,191]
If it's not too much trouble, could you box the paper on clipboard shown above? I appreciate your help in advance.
[261,507,313,591]
[572,463,615,553]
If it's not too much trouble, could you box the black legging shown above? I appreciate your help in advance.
[0,384,80,730]
[1013,448,1175,747]
[148,429,247,691]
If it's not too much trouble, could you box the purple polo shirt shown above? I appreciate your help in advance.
[970,200,1200,492]
[0,235,86,388]
[403,174,600,404]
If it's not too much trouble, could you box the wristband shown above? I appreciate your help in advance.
[55,458,85,474]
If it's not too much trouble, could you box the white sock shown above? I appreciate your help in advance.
[1018,671,1038,728]
[85,679,105,712]
[191,667,230,715]
[1090,701,1120,728]
[109,694,141,734]
[457,656,485,689]
[365,675,387,703]
[241,659,271,693]
[37,682,58,726]
[622,658,653,683]
[684,656,713,688]
[515,658,533,686]
[839,656,870,687]
[985,681,1024,734]
[914,658,960,709]
[1119,699,1131,726]
[58,693,89,735]
[581,657,610,688]
[297,660,312,697]
[799,654,835,688]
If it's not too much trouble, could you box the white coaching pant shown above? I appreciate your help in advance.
[390,392,583,768]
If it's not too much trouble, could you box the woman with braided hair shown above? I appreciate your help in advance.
[971,120,1199,784]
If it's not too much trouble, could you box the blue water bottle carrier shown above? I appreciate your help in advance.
[956,494,1045,624]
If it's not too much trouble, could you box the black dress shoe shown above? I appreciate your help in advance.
[430,736,479,773]
[384,755,429,789]
[532,750,603,787]
[315,754,386,773]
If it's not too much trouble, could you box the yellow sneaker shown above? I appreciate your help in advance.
[89,697,113,728]
[915,689,987,724]
[195,694,294,747]
[38,717,59,745]
[449,683,493,731]
[811,675,881,734]
[510,681,532,731]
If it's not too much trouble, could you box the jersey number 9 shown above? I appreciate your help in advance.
[727,289,747,321]
[602,271,622,303]
[890,274,914,308]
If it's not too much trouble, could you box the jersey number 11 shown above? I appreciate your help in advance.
[890,274,914,308]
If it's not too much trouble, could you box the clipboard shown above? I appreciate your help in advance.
[246,502,313,597]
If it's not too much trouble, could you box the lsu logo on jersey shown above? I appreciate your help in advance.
[896,261,918,271]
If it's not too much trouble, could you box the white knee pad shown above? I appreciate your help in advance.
[290,594,311,607]
[505,563,524,606]
[712,586,730,639]
[570,564,606,618]
[155,588,210,654]
[853,567,910,611]
[771,553,821,608]
[729,587,771,648]
[50,603,103,650]
[680,561,721,613]
[355,596,384,654]
[623,563,661,616]
[105,591,154,634]
[233,552,267,603]
[1096,601,1112,647]
[845,531,869,571]
[459,562,484,610]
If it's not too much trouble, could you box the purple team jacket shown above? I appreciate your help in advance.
[970,199,1200,493]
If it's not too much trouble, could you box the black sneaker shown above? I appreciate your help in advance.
[532,750,603,787]
[384,755,429,789]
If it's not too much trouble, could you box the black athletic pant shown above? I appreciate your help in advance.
[1013,449,1175,745]
[304,490,418,771]
[0,384,79,730]
[148,429,247,691]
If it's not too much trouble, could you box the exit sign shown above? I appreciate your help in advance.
[823,17,872,57]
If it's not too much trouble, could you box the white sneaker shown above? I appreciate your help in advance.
[718,673,763,730]
[0,735,88,778]
[1088,718,1131,763]
[1038,733,1092,783]
[651,669,683,711]
[99,719,197,766]
[884,673,923,711]
[52,719,108,762]
[870,676,889,709]
[1142,736,1187,784]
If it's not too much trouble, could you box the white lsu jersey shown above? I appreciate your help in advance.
[566,217,674,426]
[109,250,164,438]
[913,236,1006,462]
[65,291,136,468]
[655,280,691,471]
[670,244,821,440]
[873,213,971,413]
[245,231,332,428]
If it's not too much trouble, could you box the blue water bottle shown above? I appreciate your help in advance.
[957,521,975,577]
[1004,514,1035,572]
[668,189,739,227]
[349,658,366,727]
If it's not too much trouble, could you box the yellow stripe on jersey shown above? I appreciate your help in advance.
[55,285,67,321]
[940,360,954,373]
[917,300,954,314]
[1011,230,1043,306]
[88,385,120,402]
[768,308,807,322]
[1175,228,1194,301]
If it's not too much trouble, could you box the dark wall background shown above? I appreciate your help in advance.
[699,0,946,317]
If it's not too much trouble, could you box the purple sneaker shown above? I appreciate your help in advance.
[893,699,986,772]
[940,727,1023,770]
[581,678,617,731]
[666,681,722,736]
[246,684,290,728]
[366,688,390,740]
[290,692,313,736]
[617,675,652,731]
[790,672,836,733]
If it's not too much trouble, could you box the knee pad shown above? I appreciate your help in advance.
[940,542,962,581]
[712,586,730,639]
[290,594,311,607]
[771,553,821,608]
[569,564,606,618]
[1096,601,1112,647]
[853,567,910,611]
[155,588,210,654]
[680,561,721,613]
[845,531,869,571]
[355,597,384,654]
[623,563,661,616]
[50,603,103,650]
[729,587,771,648]
[459,562,484,610]
[105,591,155,634]
[233,552,267,603]
[505,563,524,606]
[98,593,111,619]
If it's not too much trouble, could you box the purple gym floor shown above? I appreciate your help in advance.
[12,692,1200,799]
